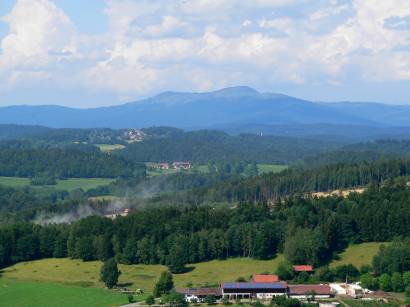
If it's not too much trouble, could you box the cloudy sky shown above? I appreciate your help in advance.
[0,0,410,107]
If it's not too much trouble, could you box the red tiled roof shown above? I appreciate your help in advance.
[289,285,331,295]
[253,274,279,283]
[293,265,313,272]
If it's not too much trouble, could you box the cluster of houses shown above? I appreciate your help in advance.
[122,129,145,142]
[176,265,368,305]
[156,162,192,170]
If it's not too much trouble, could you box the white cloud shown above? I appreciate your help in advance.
[0,0,78,91]
[1,0,410,105]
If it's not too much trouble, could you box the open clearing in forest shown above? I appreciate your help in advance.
[330,242,388,269]
[257,164,288,175]
[0,177,114,191]
[95,144,126,152]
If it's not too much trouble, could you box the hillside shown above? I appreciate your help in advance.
[1,87,410,130]
[117,129,343,164]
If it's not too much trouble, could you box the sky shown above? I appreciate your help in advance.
[0,0,410,108]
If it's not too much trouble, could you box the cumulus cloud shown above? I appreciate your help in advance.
[0,0,410,105]
[0,0,78,91]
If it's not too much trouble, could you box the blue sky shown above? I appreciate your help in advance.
[0,0,410,107]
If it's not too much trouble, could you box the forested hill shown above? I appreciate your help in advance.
[168,158,410,204]
[0,147,145,178]
[301,139,410,168]
[117,130,342,164]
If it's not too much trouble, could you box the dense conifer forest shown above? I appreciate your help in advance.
[1,180,409,273]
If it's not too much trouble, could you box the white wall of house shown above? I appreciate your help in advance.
[289,294,331,299]
[256,293,286,300]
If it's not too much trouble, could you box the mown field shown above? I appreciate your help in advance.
[330,242,387,269]
[0,177,114,191]
[0,243,387,307]
[1,256,285,293]
[257,164,288,174]
[0,278,128,307]
[95,144,126,152]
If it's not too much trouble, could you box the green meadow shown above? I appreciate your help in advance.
[0,278,127,307]
[1,256,285,293]
[95,144,126,152]
[0,243,388,307]
[257,164,288,175]
[330,242,387,269]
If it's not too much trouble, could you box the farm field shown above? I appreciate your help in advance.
[95,144,126,152]
[330,242,387,269]
[0,177,114,191]
[0,278,127,307]
[257,164,288,174]
[1,256,285,294]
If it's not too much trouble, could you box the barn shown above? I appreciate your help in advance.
[288,284,333,299]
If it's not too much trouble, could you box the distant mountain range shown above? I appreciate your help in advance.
[1,86,410,134]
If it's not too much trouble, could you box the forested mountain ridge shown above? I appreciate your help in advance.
[1,87,410,129]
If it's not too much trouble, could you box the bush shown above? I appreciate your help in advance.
[403,271,410,286]
[276,262,294,281]
[128,294,135,303]
[333,264,360,282]
[379,273,392,292]
[391,272,404,292]
[405,285,410,297]
[163,291,186,307]
[204,295,216,305]
[222,297,231,305]
[146,295,155,305]
[360,273,379,290]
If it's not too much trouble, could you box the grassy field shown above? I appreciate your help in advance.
[0,278,128,307]
[95,144,126,152]
[330,242,387,268]
[1,256,285,294]
[257,164,288,175]
[0,177,114,191]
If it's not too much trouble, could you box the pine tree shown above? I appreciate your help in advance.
[100,258,121,289]
[153,271,174,297]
